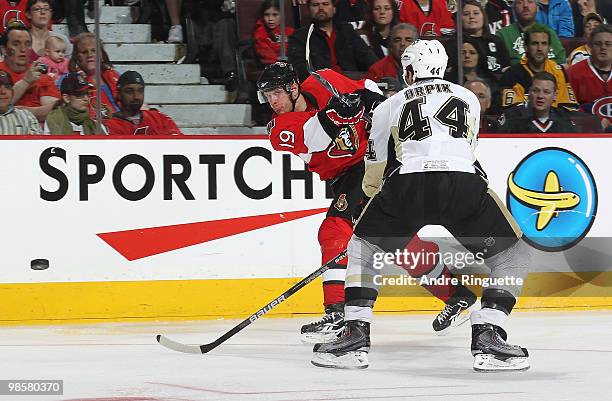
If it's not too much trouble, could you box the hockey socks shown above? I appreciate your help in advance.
[318,216,352,306]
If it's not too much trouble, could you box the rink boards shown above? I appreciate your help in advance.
[1,134,611,324]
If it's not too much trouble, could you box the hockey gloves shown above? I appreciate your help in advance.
[319,93,365,127]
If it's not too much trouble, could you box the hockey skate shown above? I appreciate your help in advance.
[433,293,478,335]
[471,323,530,372]
[311,320,370,369]
[301,303,345,343]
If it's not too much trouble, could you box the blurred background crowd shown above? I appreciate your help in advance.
[0,0,609,134]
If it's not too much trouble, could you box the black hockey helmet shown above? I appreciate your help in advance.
[256,61,299,103]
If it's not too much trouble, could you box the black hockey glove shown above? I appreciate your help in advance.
[353,89,386,117]
[318,93,365,127]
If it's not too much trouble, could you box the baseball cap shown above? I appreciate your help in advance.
[117,70,145,90]
[0,70,13,87]
[60,73,92,95]
[583,12,604,27]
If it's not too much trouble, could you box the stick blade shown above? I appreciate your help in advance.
[156,334,204,354]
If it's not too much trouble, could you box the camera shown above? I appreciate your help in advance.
[38,63,48,74]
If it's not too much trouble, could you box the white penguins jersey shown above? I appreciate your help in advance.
[363,78,481,196]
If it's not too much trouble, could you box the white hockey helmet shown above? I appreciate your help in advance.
[401,39,448,81]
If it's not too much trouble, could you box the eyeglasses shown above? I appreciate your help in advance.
[30,7,51,14]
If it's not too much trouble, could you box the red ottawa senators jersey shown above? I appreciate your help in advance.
[105,109,182,135]
[0,1,28,33]
[267,69,381,181]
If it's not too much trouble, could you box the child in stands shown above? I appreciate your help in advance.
[254,0,294,65]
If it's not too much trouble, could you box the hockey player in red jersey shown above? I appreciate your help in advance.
[257,62,478,343]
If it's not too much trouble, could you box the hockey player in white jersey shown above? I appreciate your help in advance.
[311,39,531,371]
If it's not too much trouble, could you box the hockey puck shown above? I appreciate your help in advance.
[30,259,50,270]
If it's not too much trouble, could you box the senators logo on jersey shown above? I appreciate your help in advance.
[328,125,359,158]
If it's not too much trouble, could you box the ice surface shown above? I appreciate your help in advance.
[1,311,610,401]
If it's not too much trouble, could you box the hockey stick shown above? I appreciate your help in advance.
[156,250,348,354]
[305,24,370,124]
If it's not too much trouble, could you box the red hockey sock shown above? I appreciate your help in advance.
[318,216,353,306]
[397,235,461,303]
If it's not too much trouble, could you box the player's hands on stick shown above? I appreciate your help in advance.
[321,93,365,127]
[354,89,386,115]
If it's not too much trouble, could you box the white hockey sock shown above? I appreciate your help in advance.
[345,305,373,323]
[470,307,507,329]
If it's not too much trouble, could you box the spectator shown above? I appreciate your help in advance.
[166,0,183,43]
[106,71,182,135]
[62,32,120,117]
[496,0,566,64]
[64,0,88,38]
[465,77,495,131]
[0,0,28,34]
[536,0,574,38]
[571,0,606,37]
[0,21,60,122]
[500,24,578,109]
[0,69,40,134]
[446,38,500,91]
[36,36,69,79]
[485,0,513,35]
[364,23,417,83]
[254,0,295,65]
[43,72,103,135]
[398,0,455,36]
[26,0,71,59]
[357,0,400,59]
[568,24,611,127]
[288,0,377,81]
[333,0,369,25]
[495,71,577,132]
[445,0,511,76]
[568,12,603,65]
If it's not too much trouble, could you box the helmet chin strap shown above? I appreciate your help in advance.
[286,82,300,112]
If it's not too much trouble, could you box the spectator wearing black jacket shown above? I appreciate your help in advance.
[288,0,378,81]
[445,0,511,77]
[494,71,577,133]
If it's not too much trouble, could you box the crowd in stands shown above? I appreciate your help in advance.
[0,0,610,134]
[249,0,611,133]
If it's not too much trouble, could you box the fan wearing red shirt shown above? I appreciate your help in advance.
[399,0,455,36]
[105,71,182,135]
[0,21,59,121]
[0,1,28,34]
[365,23,417,83]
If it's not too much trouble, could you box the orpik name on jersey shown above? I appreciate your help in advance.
[363,78,481,196]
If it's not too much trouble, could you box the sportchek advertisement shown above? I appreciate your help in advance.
[1,135,610,284]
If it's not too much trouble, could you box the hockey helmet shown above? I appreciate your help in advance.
[401,39,448,81]
[256,61,299,103]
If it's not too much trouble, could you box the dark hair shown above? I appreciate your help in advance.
[461,0,490,36]
[360,0,400,50]
[589,23,612,45]
[69,32,113,73]
[531,71,557,88]
[260,0,280,15]
[523,23,551,46]
[26,0,51,13]
[0,21,31,47]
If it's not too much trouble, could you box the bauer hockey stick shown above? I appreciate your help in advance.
[156,250,348,354]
